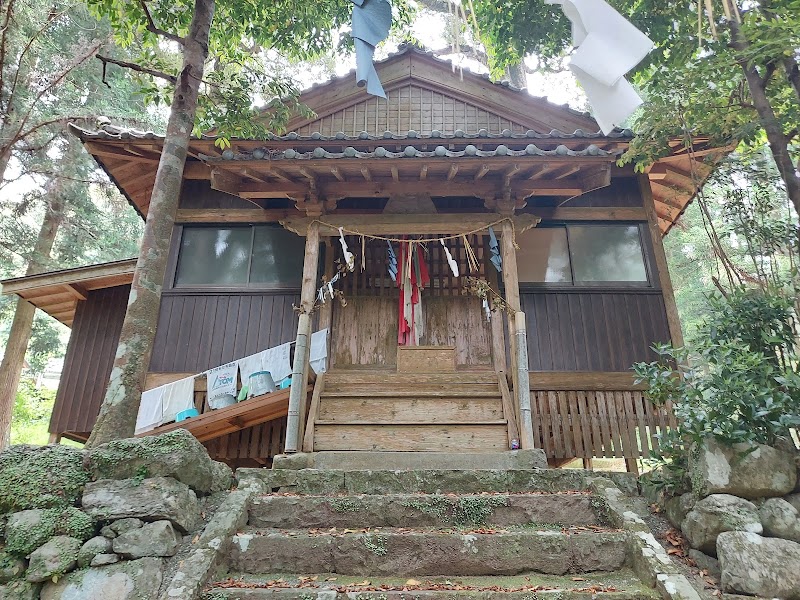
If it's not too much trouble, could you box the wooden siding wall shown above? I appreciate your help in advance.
[296,85,529,137]
[521,291,671,372]
[149,292,300,373]
[49,285,129,436]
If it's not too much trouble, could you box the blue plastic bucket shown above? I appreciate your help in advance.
[278,377,292,390]
[176,408,199,422]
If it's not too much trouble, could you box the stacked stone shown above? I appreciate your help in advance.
[0,430,232,600]
[663,439,800,600]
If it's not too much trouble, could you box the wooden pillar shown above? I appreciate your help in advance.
[484,247,507,373]
[285,220,321,454]
[639,175,685,348]
[500,219,524,439]
[318,239,335,333]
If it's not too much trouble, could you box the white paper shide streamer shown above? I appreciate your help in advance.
[546,0,654,134]
[338,227,355,272]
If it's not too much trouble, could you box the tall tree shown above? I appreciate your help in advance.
[85,0,385,445]
[0,0,153,447]
[468,0,800,220]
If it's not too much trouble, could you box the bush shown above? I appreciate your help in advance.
[634,287,800,492]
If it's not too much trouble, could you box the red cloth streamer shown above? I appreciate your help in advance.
[395,239,430,346]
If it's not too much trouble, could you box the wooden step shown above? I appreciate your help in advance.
[313,423,510,452]
[322,389,502,398]
[396,346,456,373]
[324,371,499,385]
[318,396,504,422]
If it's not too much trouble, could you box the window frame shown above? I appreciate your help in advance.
[517,222,657,291]
[167,224,307,292]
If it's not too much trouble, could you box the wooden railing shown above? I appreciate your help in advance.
[528,372,676,472]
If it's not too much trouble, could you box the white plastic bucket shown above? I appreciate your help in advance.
[248,371,276,397]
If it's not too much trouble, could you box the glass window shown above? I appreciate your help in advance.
[517,227,572,283]
[250,227,305,286]
[175,227,252,286]
[174,226,307,288]
[569,225,648,283]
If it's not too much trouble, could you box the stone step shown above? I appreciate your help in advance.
[204,570,658,600]
[238,466,638,496]
[249,492,602,529]
[272,451,549,472]
[229,528,628,576]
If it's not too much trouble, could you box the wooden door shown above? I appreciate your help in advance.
[328,234,494,370]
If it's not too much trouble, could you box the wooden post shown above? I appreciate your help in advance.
[639,174,685,348]
[484,249,507,373]
[284,221,321,454]
[318,239,335,333]
[514,312,535,450]
[500,219,523,432]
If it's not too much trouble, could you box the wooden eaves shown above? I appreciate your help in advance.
[0,259,136,327]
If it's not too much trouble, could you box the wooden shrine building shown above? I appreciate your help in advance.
[1,46,722,470]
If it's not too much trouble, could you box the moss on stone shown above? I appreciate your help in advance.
[5,507,96,557]
[0,445,89,513]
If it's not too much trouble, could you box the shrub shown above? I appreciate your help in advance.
[634,287,800,492]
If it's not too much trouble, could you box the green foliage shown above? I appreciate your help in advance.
[634,288,800,461]
[10,378,56,445]
[0,444,90,513]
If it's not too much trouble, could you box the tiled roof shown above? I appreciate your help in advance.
[198,141,620,163]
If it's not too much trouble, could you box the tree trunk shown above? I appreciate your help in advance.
[728,18,800,221]
[0,182,65,447]
[87,0,214,447]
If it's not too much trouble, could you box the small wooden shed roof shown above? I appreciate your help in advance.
[0,259,135,327]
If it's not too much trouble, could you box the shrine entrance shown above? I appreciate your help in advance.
[329,234,495,371]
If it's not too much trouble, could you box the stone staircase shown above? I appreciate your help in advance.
[202,467,663,599]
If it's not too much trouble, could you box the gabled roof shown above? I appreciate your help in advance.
[70,45,728,235]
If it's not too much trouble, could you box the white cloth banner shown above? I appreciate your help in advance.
[135,387,165,435]
[161,376,196,423]
[206,361,238,409]
[546,0,654,134]
[309,328,329,375]
[261,342,292,382]
[238,342,293,385]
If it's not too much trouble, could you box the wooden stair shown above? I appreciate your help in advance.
[306,347,517,452]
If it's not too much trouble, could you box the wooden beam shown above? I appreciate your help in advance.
[447,164,459,181]
[529,371,645,391]
[390,166,399,182]
[527,207,647,221]
[281,213,541,236]
[175,208,295,223]
[360,166,372,181]
[579,165,612,192]
[474,164,491,181]
[639,174,684,347]
[419,164,428,180]
[85,142,158,163]
[210,168,242,197]
[330,167,344,181]
[182,162,211,179]
[64,283,88,300]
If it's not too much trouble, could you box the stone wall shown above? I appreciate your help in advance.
[0,430,233,600]
[660,439,800,600]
